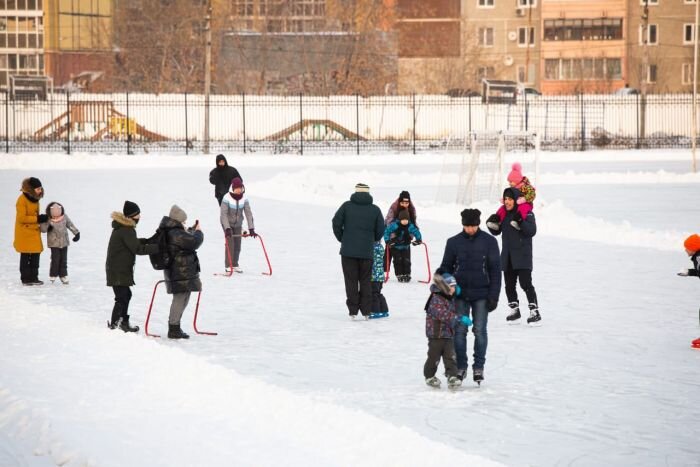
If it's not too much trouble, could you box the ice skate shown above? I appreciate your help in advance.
[506,301,521,323]
[59,276,69,285]
[425,376,441,388]
[527,304,542,326]
[447,375,462,389]
[473,368,484,385]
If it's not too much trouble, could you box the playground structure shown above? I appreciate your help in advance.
[266,119,364,142]
[33,100,168,142]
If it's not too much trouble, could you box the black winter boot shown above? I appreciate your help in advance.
[119,316,140,333]
[168,324,190,339]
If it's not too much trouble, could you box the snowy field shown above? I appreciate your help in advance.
[0,149,699,467]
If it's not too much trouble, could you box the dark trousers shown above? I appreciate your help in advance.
[49,247,68,277]
[424,338,458,378]
[341,256,373,316]
[504,261,538,305]
[111,286,133,324]
[390,246,411,277]
[371,281,389,314]
[19,253,40,283]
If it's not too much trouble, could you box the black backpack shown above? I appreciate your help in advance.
[147,228,172,270]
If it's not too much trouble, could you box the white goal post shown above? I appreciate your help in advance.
[438,131,540,206]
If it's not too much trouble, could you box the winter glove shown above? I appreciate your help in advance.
[248,228,258,238]
[459,315,473,327]
[512,211,523,223]
[387,238,398,246]
[72,232,80,242]
[37,214,48,224]
[486,299,498,312]
[678,268,689,276]
[455,285,462,297]
[225,228,232,237]
[47,225,53,232]
[411,240,422,245]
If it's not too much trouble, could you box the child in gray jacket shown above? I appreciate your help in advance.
[220,177,255,273]
[43,201,80,284]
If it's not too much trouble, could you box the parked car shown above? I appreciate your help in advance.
[517,85,541,96]
[614,87,639,95]
[446,88,481,98]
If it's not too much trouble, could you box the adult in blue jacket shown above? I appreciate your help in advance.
[437,208,501,383]
[487,187,540,324]
[332,183,385,319]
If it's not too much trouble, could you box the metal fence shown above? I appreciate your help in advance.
[0,92,696,154]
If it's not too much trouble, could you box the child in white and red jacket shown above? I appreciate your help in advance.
[423,272,472,389]
[678,234,700,349]
[43,201,80,284]
[486,162,536,231]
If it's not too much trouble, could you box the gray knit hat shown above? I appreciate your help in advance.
[355,183,370,193]
[169,204,187,223]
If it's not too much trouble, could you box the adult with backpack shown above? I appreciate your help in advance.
[106,201,159,332]
[157,205,204,339]
[209,154,241,206]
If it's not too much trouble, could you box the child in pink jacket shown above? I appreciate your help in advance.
[486,162,536,231]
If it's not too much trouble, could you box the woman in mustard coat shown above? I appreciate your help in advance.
[14,177,47,285]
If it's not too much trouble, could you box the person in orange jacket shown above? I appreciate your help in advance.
[14,177,48,285]
[678,233,700,349]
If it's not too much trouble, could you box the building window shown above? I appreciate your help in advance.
[517,63,536,83]
[518,0,536,7]
[543,57,622,80]
[683,63,693,84]
[640,24,658,45]
[685,24,695,44]
[518,26,535,46]
[478,0,494,6]
[477,66,495,84]
[543,18,623,41]
[233,0,254,16]
[646,64,657,83]
[478,27,494,47]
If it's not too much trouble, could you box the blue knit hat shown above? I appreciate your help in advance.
[441,273,457,287]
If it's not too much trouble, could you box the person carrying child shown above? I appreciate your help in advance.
[486,162,536,231]
[678,233,700,349]
[370,241,389,318]
[43,201,80,284]
[220,177,256,273]
[384,209,422,282]
[423,272,472,389]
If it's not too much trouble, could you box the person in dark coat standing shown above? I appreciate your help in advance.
[209,154,241,206]
[332,183,385,319]
[487,187,540,325]
[105,201,159,332]
[160,205,204,339]
[437,208,501,384]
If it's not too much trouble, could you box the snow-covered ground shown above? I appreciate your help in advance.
[0,149,699,467]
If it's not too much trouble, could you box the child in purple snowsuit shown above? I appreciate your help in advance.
[423,272,472,388]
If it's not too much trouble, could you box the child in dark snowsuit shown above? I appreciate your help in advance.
[424,272,472,389]
[678,234,700,349]
[384,209,422,282]
[43,201,80,284]
[370,241,389,318]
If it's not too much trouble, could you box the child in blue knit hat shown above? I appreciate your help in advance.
[423,272,472,389]
[369,241,389,319]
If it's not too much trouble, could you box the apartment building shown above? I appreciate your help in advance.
[627,0,697,93]
[43,0,113,90]
[463,0,541,91]
[0,0,44,91]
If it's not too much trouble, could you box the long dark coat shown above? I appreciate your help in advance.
[488,188,537,270]
[159,216,204,294]
[209,155,241,204]
[332,192,384,260]
[105,212,159,286]
[438,229,501,302]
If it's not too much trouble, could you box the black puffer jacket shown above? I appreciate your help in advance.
[488,187,537,270]
[209,155,241,204]
[106,212,159,287]
[332,192,384,260]
[159,216,204,294]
